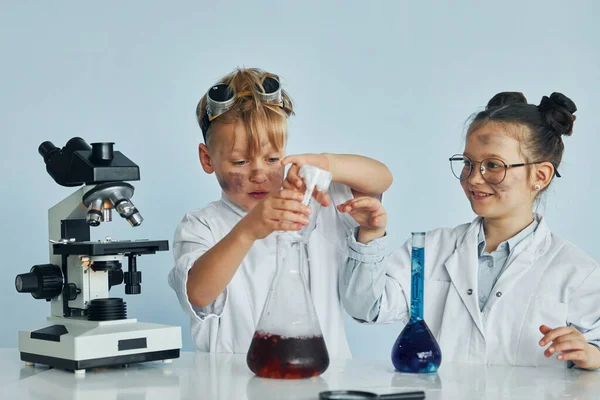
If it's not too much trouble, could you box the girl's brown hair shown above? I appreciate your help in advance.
[467,91,577,189]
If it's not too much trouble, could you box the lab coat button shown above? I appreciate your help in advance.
[467,289,473,295]
[496,291,502,297]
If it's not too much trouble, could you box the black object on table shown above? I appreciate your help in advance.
[319,390,426,399]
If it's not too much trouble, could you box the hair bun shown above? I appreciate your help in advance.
[486,92,528,110]
[549,92,577,113]
[538,92,577,137]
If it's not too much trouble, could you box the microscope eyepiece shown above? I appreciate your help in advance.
[65,137,92,153]
[39,137,141,186]
[38,141,59,163]
[91,142,114,162]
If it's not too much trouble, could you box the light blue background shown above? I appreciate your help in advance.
[2,1,599,360]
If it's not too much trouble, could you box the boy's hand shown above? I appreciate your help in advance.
[238,189,312,241]
[539,324,600,370]
[281,154,331,207]
[337,196,387,243]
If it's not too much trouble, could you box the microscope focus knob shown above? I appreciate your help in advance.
[15,264,63,300]
[124,254,141,295]
[124,271,142,295]
[63,283,81,301]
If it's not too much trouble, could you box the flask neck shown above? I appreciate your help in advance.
[275,232,309,277]
[409,233,425,323]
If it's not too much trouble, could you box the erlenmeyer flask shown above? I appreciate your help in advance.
[247,164,332,379]
[246,232,330,379]
[391,232,442,373]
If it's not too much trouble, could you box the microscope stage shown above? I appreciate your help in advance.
[52,239,169,256]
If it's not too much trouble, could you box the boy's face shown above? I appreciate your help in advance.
[200,120,286,211]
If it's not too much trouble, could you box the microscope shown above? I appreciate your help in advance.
[15,137,181,374]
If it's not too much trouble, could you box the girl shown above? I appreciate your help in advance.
[338,92,600,370]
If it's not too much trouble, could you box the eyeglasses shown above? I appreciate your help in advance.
[200,76,285,138]
[448,154,561,184]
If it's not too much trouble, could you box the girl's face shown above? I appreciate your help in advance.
[460,123,537,221]
[201,120,285,211]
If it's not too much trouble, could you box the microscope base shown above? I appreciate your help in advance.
[18,316,182,373]
[20,349,180,372]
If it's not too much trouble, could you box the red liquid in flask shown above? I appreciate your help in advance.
[246,331,330,379]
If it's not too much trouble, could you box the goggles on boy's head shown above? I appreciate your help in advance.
[200,76,285,141]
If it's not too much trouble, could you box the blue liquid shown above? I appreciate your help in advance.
[391,319,442,373]
[409,246,424,323]
[391,235,442,373]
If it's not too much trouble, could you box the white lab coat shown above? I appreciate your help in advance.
[169,183,357,358]
[340,214,600,368]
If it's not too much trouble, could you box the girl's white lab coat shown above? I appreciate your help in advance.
[340,215,600,368]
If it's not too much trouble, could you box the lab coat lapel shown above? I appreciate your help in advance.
[443,218,485,337]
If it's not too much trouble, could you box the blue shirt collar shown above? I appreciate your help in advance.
[477,217,539,256]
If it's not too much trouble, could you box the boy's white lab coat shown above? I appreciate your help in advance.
[340,215,600,367]
[169,183,357,358]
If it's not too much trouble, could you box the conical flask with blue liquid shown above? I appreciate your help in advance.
[391,232,442,373]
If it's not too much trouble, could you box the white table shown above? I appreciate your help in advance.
[1,348,599,399]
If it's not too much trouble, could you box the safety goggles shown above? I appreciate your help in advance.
[200,76,285,138]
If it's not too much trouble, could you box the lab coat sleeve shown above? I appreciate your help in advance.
[168,212,227,321]
[339,229,410,324]
[328,182,360,232]
[567,264,600,370]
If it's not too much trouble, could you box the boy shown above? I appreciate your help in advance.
[168,68,392,358]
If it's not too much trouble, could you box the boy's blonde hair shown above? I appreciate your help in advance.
[196,68,294,157]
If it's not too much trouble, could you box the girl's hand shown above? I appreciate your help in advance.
[539,324,600,370]
[337,196,387,243]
